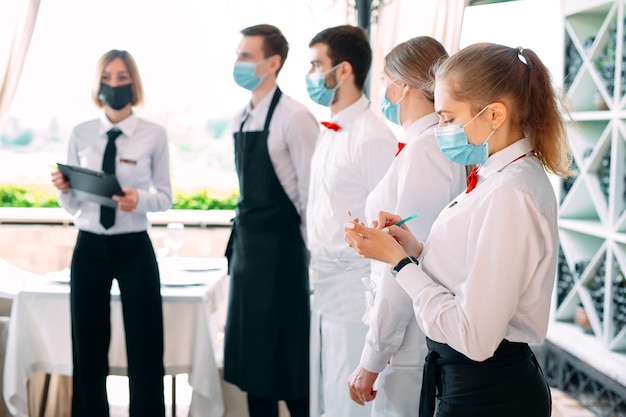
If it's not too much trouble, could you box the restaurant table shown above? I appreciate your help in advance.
[2,257,229,417]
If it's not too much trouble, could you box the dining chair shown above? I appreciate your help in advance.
[0,316,12,417]
[0,266,13,417]
[0,299,11,317]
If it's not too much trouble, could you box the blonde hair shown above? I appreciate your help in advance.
[384,36,448,102]
[434,43,572,177]
[91,49,144,108]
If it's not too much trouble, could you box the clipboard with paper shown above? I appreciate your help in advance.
[57,163,124,208]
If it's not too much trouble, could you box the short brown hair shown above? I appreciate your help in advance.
[241,24,289,75]
[309,25,371,91]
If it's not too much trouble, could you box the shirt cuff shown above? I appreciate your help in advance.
[134,189,148,213]
[360,343,392,373]
[395,262,431,301]
[57,190,78,214]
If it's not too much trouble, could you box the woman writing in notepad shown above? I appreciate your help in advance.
[347,36,466,416]
[51,49,171,417]
[345,43,572,416]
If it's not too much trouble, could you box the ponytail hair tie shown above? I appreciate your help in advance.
[517,46,528,65]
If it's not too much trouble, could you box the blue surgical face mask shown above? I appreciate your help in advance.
[434,106,495,165]
[305,64,341,107]
[379,81,404,125]
[233,60,266,91]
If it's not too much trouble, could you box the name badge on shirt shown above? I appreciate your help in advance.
[119,158,137,165]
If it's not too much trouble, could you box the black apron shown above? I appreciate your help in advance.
[223,88,310,401]
[420,338,551,417]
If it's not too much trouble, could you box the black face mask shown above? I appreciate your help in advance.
[98,83,133,110]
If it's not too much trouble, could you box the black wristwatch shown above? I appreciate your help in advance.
[391,256,419,277]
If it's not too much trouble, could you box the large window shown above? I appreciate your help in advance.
[1,0,564,198]
[0,0,346,195]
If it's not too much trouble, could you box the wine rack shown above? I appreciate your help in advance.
[544,3,626,410]
[556,0,626,356]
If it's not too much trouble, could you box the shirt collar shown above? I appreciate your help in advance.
[330,95,370,129]
[480,137,534,176]
[244,85,278,122]
[99,112,138,138]
[404,112,439,144]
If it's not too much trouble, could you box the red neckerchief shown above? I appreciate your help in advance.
[395,142,406,157]
[320,121,341,131]
[466,166,479,193]
[466,152,531,194]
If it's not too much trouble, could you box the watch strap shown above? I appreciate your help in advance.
[391,256,418,276]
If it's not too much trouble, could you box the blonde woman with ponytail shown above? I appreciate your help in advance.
[347,36,466,417]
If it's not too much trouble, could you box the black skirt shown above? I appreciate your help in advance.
[420,338,551,417]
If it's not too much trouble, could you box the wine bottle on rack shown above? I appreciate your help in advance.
[587,260,606,323]
[557,248,576,306]
[612,265,626,332]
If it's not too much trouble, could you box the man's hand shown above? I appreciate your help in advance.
[348,365,378,405]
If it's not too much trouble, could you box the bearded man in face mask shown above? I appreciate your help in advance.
[304,25,397,417]
[223,24,319,417]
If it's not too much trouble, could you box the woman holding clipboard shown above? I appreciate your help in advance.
[51,49,171,417]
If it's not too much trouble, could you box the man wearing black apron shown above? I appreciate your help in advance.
[223,24,319,417]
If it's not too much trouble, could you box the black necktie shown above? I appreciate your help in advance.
[100,128,122,229]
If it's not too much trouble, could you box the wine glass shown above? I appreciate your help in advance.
[165,223,184,257]
[151,230,170,258]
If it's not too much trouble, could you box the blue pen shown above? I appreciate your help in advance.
[393,212,419,226]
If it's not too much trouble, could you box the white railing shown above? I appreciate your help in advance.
[0,207,235,227]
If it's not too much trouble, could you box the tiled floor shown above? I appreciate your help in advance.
[107,376,598,417]
[108,375,191,417]
[551,388,598,417]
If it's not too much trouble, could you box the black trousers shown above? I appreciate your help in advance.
[70,231,165,417]
[420,338,551,417]
[247,393,309,417]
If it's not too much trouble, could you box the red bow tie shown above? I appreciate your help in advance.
[395,142,406,157]
[321,121,341,131]
[466,166,479,193]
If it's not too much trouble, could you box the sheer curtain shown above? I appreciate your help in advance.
[432,0,470,54]
[370,0,469,128]
[0,0,41,136]
[373,0,470,54]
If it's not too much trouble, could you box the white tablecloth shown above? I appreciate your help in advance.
[0,259,42,300]
[2,257,229,417]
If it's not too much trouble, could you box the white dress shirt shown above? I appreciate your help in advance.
[396,138,559,362]
[58,113,172,235]
[307,95,397,320]
[360,113,466,372]
[232,86,319,240]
